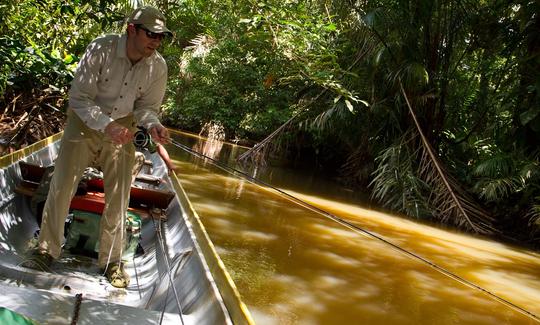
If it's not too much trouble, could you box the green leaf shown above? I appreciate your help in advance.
[359,100,369,107]
[64,54,75,64]
[345,99,354,112]
[324,23,337,31]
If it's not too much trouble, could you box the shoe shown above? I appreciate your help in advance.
[103,262,130,288]
[20,250,54,271]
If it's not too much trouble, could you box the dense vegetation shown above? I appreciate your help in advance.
[1,0,539,247]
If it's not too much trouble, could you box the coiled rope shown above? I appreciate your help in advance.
[170,138,539,322]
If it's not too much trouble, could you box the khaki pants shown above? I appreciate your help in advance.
[38,110,136,268]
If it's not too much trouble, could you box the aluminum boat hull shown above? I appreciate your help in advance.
[0,133,253,325]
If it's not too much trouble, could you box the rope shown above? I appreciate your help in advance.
[70,293,83,325]
[170,139,540,322]
[159,286,170,325]
[151,213,185,325]
[102,145,128,275]
[133,254,142,299]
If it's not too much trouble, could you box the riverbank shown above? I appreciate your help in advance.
[0,95,65,156]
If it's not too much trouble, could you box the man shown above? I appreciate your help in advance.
[22,6,172,288]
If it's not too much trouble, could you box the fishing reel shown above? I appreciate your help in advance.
[133,126,157,153]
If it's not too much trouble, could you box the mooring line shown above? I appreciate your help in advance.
[70,293,83,325]
[170,139,540,322]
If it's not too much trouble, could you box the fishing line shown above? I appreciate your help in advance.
[102,145,128,277]
[151,213,185,325]
[133,254,142,300]
[170,138,540,322]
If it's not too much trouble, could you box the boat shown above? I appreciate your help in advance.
[0,133,254,324]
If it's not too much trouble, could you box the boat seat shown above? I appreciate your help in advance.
[13,180,38,197]
[18,161,162,186]
[15,162,175,220]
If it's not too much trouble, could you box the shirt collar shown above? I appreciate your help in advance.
[116,34,128,59]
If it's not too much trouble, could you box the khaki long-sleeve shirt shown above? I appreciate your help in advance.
[68,34,167,132]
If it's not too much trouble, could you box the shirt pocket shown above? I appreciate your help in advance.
[98,72,122,99]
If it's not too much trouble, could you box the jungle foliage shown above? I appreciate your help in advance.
[0,0,539,246]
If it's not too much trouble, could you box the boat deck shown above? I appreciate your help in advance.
[0,284,192,324]
[0,246,192,308]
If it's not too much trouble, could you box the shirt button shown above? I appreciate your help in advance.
[105,79,109,82]
[114,107,118,111]
[124,82,127,86]
[120,95,123,98]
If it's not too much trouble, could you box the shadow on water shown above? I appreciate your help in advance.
[167,131,540,325]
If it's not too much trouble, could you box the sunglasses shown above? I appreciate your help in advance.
[136,26,166,41]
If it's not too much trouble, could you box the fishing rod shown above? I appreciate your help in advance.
[168,138,539,322]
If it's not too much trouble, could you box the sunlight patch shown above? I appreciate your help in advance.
[241,230,278,242]
[472,269,540,315]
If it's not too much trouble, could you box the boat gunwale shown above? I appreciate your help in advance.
[0,133,64,168]
[171,171,256,325]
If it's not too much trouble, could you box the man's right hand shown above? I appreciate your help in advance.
[149,124,170,145]
[104,121,133,145]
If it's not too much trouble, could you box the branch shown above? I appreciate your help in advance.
[400,79,496,234]
[237,111,298,165]
[237,43,371,166]
[8,104,42,146]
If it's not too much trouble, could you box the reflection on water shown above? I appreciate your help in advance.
[167,132,540,324]
[192,137,224,160]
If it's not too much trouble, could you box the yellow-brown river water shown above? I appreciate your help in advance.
[169,132,540,324]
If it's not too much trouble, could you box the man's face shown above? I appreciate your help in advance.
[133,26,164,57]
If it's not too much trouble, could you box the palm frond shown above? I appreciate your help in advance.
[473,177,525,202]
[400,81,496,234]
[524,199,540,242]
[473,153,515,178]
[471,152,539,202]
[520,161,540,180]
[305,97,359,131]
[370,133,431,219]
[185,34,216,57]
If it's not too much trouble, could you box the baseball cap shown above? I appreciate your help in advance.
[127,6,172,36]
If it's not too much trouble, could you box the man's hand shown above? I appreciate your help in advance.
[149,125,170,144]
[104,121,134,145]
